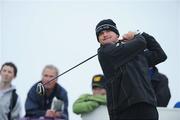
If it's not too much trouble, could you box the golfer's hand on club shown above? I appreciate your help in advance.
[122,31,136,41]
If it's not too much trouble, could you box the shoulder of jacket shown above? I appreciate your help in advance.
[56,84,67,94]
[98,43,118,54]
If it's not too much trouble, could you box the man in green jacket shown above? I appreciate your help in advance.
[73,74,107,114]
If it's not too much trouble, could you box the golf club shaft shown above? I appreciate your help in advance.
[43,53,98,85]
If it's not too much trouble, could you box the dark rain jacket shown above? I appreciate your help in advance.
[98,33,167,117]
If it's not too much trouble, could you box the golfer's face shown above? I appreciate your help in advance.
[42,68,57,90]
[98,30,118,45]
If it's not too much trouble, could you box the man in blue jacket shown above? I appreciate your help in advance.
[25,65,68,120]
[95,19,167,120]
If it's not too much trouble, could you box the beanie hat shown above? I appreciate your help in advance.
[92,74,107,89]
[95,19,119,41]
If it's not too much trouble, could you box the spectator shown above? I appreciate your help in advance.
[73,74,107,115]
[0,62,21,120]
[25,65,68,120]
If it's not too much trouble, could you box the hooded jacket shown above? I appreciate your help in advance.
[0,85,21,120]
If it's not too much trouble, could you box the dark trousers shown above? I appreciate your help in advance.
[109,102,159,120]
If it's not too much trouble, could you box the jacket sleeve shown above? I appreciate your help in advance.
[142,32,167,66]
[88,95,107,105]
[60,90,69,120]
[102,34,147,66]
[72,94,100,114]
[25,86,46,117]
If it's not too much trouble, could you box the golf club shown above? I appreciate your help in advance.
[36,53,98,95]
